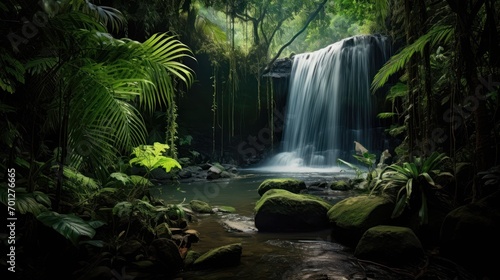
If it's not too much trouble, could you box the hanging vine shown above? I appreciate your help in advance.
[211,66,218,157]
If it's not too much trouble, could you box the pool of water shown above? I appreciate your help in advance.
[151,169,404,280]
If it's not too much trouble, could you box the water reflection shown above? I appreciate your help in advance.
[151,171,372,279]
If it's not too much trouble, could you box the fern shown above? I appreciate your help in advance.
[387,125,406,136]
[25,57,59,75]
[371,24,454,91]
[129,142,182,173]
[110,172,131,185]
[61,166,99,190]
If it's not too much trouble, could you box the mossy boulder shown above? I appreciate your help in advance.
[192,243,242,269]
[254,189,332,232]
[257,178,307,196]
[354,225,424,265]
[184,250,201,269]
[189,200,213,214]
[327,195,394,246]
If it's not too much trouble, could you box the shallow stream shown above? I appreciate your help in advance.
[152,169,412,280]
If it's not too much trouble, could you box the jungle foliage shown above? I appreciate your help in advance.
[1,0,499,278]
[1,1,194,277]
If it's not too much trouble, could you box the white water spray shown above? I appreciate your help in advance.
[265,35,391,171]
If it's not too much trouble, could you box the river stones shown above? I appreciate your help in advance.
[327,195,394,246]
[189,199,214,214]
[254,189,332,232]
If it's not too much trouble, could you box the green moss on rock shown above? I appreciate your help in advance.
[192,243,242,269]
[257,178,307,196]
[327,195,393,228]
[327,195,394,246]
[254,189,332,232]
[189,200,213,214]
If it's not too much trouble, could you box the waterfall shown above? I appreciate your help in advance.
[266,35,391,171]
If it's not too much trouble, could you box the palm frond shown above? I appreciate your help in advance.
[57,0,125,32]
[48,10,108,34]
[25,57,60,75]
[371,24,454,91]
[195,15,227,43]
[80,2,126,33]
[134,33,196,112]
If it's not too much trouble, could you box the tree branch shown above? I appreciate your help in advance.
[264,0,328,73]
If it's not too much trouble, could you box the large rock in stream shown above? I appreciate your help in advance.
[327,195,394,246]
[254,189,332,232]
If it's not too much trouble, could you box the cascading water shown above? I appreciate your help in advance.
[265,35,391,171]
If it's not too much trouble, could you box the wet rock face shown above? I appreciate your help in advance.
[254,189,332,232]
[262,57,293,78]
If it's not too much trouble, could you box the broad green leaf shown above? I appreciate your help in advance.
[37,211,96,245]
[113,201,133,218]
[110,172,131,185]
[80,240,105,247]
[0,186,48,216]
[88,220,107,229]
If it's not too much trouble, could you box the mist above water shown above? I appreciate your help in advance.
[264,35,391,172]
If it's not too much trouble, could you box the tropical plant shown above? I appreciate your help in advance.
[371,151,454,225]
[2,1,194,211]
[112,197,191,239]
[337,141,377,182]
[129,142,182,176]
[36,211,105,246]
[371,24,454,92]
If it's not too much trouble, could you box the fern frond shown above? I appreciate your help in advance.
[371,24,454,91]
